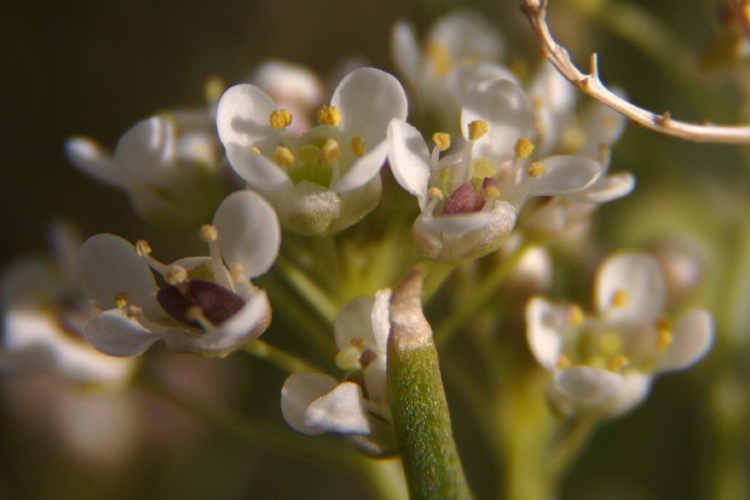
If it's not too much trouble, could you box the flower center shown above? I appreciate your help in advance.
[156,280,245,329]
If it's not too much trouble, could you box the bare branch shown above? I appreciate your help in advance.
[728,0,750,40]
[521,0,750,143]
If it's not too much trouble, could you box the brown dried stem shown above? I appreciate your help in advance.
[521,0,750,143]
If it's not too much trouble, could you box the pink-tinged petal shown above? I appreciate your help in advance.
[595,253,665,323]
[576,173,635,203]
[224,143,292,192]
[371,289,393,352]
[213,191,280,279]
[656,310,714,372]
[249,60,323,111]
[165,288,271,356]
[305,381,372,435]
[334,296,378,351]
[65,137,122,187]
[601,371,651,417]
[525,297,565,371]
[281,373,340,435]
[523,156,603,199]
[84,309,160,357]
[387,119,430,205]
[461,79,534,162]
[216,83,281,152]
[390,20,421,89]
[333,140,388,193]
[332,68,408,147]
[76,234,162,319]
[114,117,174,182]
[555,366,626,403]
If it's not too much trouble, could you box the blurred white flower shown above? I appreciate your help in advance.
[76,191,280,357]
[388,77,603,262]
[217,67,408,236]
[526,252,714,417]
[66,102,224,230]
[281,289,394,456]
[0,222,136,388]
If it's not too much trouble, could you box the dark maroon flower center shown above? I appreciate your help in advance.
[156,279,245,328]
[440,177,498,215]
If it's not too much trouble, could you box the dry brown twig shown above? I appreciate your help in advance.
[521,0,750,143]
[728,0,750,40]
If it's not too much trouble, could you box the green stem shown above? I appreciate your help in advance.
[387,267,473,499]
[243,340,321,374]
[136,371,405,500]
[276,254,340,324]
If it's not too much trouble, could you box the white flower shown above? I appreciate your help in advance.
[76,191,280,357]
[0,223,136,388]
[388,78,604,262]
[66,106,224,230]
[526,253,714,417]
[217,67,408,236]
[280,290,394,455]
[392,11,507,129]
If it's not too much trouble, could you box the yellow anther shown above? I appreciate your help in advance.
[531,95,544,111]
[249,146,261,154]
[321,139,341,165]
[562,128,586,153]
[165,265,189,285]
[470,157,497,179]
[557,354,571,370]
[432,132,451,151]
[526,162,547,177]
[426,42,452,76]
[114,292,130,308]
[317,106,341,126]
[336,346,362,370]
[297,144,321,163]
[609,354,629,371]
[274,146,295,168]
[514,138,534,159]
[135,240,152,256]
[611,289,629,308]
[269,109,292,129]
[655,318,673,352]
[598,331,623,354]
[351,135,367,157]
[428,186,444,200]
[483,185,500,201]
[569,304,585,326]
[468,120,489,141]
[203,76,225,104]
[199,224,219,243]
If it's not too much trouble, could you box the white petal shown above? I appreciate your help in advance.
[0,257,61,308]
[2,309,135,386]
[305,381,372,435]
[65,137,122,187]
[601,371,651,416]
[281,373,340,435]
[555,366,626,403]
[213,190,280,279]
[332,140,388,193]
[523,156,603,198]
[371,289,393,352]
[528,61,576,155]
[113,117,174,183]
[363,355,388,408]
[450,62,520,105]
[216,83,281,152]
[224,143,292,192]
[657,310,714,372]
[387,119,430,204]
[429,11,504,63]
[84,309,160,357]
[595,253,665,322]
[76,234,162,319]
[525,297,564,371]
[576,172,635,203]
[390,20,421,89]
[421,210,496,233]
[332,68,408,147]
[249,60,323,110]
[334,296,378,351]
[461,79,534,162]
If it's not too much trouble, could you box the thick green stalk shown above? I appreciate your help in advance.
[387,267,473,500]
